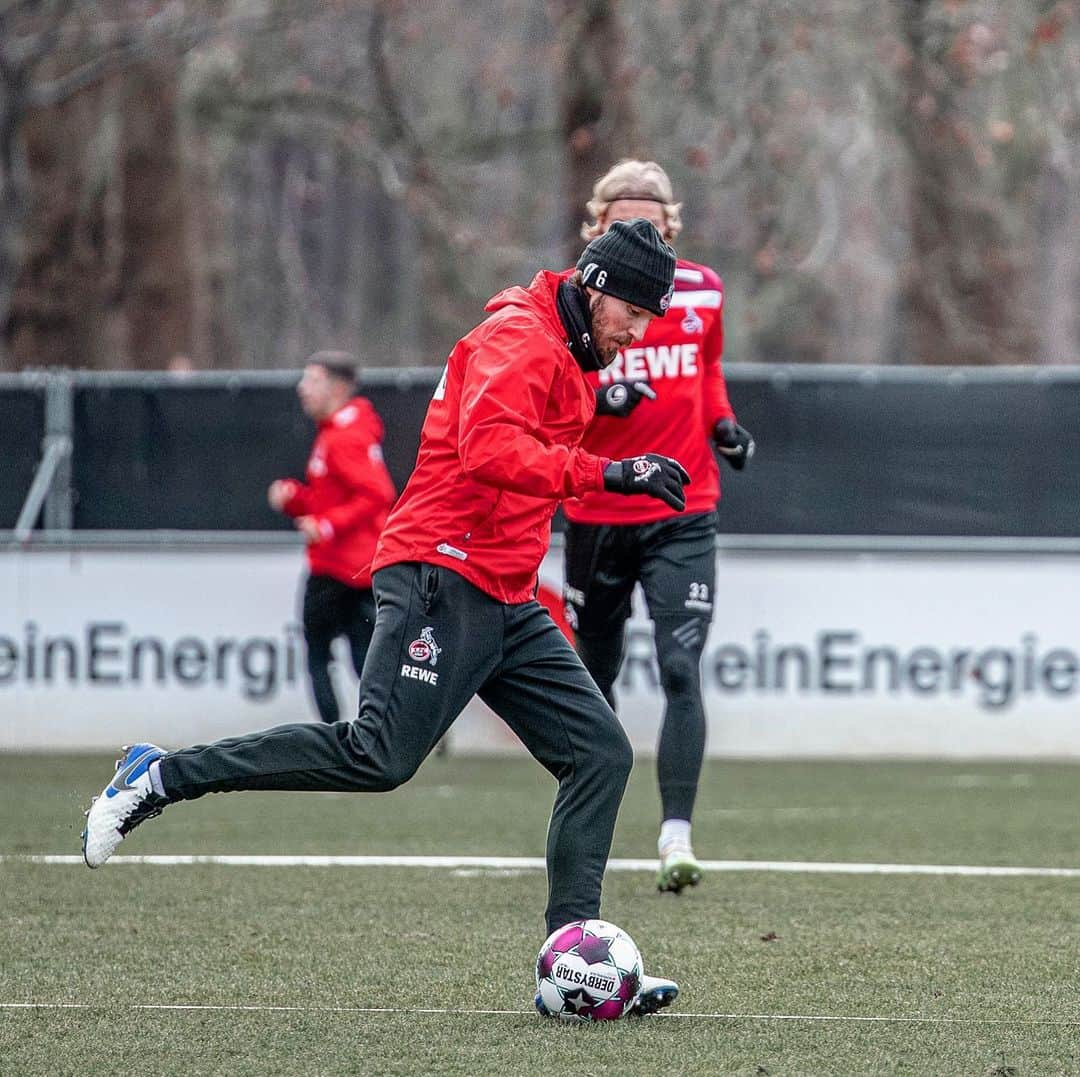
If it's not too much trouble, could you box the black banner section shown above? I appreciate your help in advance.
[716,372,1080,536]
[71,380,428,530]
[0,368,1071,536]
[0,387,45,530]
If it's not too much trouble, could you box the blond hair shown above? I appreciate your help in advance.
[581,159,683,242]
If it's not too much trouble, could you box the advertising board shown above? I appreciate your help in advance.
[3,546,1079,757]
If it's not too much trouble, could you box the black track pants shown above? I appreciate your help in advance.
[302,574,377,724]
[159,561,633,934]
[565,511,717,823]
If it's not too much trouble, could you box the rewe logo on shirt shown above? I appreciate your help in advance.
[598,343,699,383]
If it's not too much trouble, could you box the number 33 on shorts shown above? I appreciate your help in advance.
[685,582,711,612]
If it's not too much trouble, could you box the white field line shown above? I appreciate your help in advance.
[4,854,1080,877]
[1,1001,1079,1025]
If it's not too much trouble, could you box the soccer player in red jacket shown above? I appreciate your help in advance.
[268,352,396,724]
[81,220,689,1016]
[564,160,755,895]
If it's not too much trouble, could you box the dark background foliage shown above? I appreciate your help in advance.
[1,0,1077,372]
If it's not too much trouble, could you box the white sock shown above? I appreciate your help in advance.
[658,818,692,854]
[148,759,167,798]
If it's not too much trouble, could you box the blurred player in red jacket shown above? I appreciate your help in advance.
[564,160,756,895]
[268,352,396,723]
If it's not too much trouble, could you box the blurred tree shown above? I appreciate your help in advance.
[556,0,637,258]
[893,0,1034,363]
[1,0,221,369]
[1,0,1077,370]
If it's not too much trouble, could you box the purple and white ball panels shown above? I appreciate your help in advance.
[535,919,643,1021]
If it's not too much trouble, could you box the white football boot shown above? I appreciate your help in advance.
[82,743,169,867]
[629,974,680,1015]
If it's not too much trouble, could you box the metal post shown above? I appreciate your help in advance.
[42,370,74,531]
[13,435,71,543]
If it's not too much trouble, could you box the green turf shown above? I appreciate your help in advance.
[2,753,1079,1075]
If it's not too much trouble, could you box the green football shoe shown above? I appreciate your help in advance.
[656,845,702,894]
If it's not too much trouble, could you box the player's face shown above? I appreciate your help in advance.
[587,290,655,366]
[600,198,669,239]
[296,364,336,421]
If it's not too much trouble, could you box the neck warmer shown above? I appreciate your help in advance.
[556,279,604,373]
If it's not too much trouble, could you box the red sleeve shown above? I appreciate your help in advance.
[281,481,313,518]
[457,321,606,499]
[317,431,395,536]
[701,273,735,429]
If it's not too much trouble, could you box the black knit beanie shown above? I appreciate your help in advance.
[575,218,676,317]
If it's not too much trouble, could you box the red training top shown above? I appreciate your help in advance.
[278,396,396,588]
[564,259,735,525]
[373,269,609,604]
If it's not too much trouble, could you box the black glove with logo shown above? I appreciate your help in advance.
[594,380,657,419]
[713,419,755,471]
[603,454,691,512]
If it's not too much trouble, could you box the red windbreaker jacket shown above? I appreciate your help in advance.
[373,269,609,604]
[564,259,735,525]
[279,396,396,588]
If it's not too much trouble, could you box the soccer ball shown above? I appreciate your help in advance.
[535,919,643,1021]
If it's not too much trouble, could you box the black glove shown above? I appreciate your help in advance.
[594,380,657,418]
[603,454,691,512]
[713,419,755,470]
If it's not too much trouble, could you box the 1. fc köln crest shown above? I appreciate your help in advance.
[681,307,704,334]
[408,626,442,666]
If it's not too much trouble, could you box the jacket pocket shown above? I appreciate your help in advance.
[462,488,503,541]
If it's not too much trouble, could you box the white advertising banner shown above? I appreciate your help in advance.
[3,545,1080,757]
[1,547,311,750]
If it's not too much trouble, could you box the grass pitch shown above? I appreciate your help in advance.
[2,753,1079,1075]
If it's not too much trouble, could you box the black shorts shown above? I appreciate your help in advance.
[563,511,718,636]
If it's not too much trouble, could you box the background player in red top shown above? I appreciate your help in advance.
[268,352,396,724]
[563,160,756,895]
[81,220,689,1016]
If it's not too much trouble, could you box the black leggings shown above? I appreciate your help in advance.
[302,574,377,723]
[565,512,717,823]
